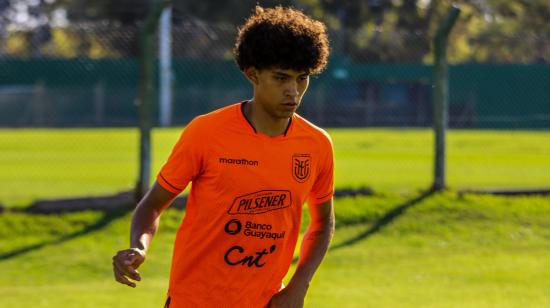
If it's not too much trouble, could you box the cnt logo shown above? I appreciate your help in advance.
[223,219,279,268]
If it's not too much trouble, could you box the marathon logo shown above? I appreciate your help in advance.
[219,157,259,166]
[228,190,292,215]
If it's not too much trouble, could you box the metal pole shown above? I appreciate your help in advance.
[94,80,105,125]
[136,0,168,200]
[433,5,460,191]
[159,5,173,127]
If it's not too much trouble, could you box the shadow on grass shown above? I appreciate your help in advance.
[0,209,128,261]
[330,189,435,251]
[292,189,435,264]
[4,189,434,263]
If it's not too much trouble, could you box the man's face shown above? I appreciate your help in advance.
[251,67,310,119]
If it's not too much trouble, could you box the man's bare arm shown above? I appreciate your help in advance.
[113,181,178,287]
[270,198,335,307]
[130,181,177,252]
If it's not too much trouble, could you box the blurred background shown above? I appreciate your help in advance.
[2,0,549,208]
[1,1,549,307]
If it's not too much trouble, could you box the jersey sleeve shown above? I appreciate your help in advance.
[157,117,205,194]
[308,133,335,205]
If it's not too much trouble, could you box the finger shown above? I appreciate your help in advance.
[130,268,141,281]
[124,263,142,281]
[113,261,136,287]
[113,258,141,281]
[113,252,142,278]
[114,267,136,288]
[120,258,142,279]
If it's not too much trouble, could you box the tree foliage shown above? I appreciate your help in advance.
[1,0,548,63]
[298,0,549,63]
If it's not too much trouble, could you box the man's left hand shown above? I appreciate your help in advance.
[269,284,307,308]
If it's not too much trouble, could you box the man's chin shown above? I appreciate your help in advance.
[278,107,297,118]
[277,111,294,119]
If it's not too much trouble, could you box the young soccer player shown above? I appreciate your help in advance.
[112,5,334,307]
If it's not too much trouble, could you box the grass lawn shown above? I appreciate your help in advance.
[1,127,549,306]
[1,192,549,307]
[1,128,549,207]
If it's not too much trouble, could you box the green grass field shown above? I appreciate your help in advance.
[1,128,549,307]
[1,128,549,207]
[1,192,549,307]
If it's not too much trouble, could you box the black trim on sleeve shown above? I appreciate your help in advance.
[316,191,333,200]
[159,173,183,192]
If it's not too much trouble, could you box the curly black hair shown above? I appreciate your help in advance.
[234,6,330,74]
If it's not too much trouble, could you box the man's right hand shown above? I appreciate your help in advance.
[112,182,176,288]
[112,248,146,288]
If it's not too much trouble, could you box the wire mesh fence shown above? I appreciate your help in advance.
[0,10,549,207]
[2,21,549,128]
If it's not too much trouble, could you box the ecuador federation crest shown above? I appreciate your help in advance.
[292,154,311,183]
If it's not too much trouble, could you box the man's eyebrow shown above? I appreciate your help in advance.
[273,71,309,78]
[273,71,291,77]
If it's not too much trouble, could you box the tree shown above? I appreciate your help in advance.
[296,0,549,63]
[1,0,548,62]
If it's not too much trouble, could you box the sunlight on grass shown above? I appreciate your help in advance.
[1,193,549,307]
[1,128,549,207]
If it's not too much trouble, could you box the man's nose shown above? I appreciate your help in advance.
[285,81,299,97]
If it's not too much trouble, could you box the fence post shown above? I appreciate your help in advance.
[136,0,169,201]
[159,5,173,127]
[315,85,325,125]
[433,5,461,191]
[94,80,105,125]
[32,80,45,126]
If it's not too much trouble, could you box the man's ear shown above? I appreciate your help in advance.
[244,67,259,85]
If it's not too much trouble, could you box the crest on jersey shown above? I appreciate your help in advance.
[292,154,311,183]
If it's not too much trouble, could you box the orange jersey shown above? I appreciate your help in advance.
[157,102,334,307]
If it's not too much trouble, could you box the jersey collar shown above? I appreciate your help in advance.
[240,100,293,137]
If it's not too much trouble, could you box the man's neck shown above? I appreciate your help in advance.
[245,100,290,137]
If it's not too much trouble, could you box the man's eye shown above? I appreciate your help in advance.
[276,76,287,81]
